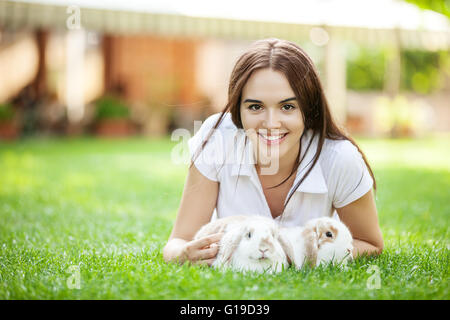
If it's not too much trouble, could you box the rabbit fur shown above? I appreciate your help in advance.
[194,215,291,274]
[281,217,354,269]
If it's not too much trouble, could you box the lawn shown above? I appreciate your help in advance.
[0,135,449,300]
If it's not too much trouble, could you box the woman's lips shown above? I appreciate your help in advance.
[258,133,288,145]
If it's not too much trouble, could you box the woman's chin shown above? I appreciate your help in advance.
[255,151,289,169]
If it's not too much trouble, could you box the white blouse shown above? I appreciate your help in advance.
[188,112,373,227]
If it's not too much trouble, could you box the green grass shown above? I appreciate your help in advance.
[0,135,449,299]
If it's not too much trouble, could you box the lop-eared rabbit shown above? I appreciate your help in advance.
[281,217,354,269]
[194,215,291,274]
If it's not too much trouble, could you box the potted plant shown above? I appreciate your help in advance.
[0,103,19,140]
[93,95,135,137]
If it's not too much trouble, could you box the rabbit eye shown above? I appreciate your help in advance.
[247,231,252,239]
[325,231,333,238]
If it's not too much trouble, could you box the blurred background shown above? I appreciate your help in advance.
[0,0,449,140]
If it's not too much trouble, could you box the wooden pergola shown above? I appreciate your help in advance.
[2,0,449,46]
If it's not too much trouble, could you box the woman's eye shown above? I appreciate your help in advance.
[325,231,333,238]
[248,104,262,111]
[282,104,295,111]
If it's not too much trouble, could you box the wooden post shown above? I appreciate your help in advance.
[102,34,113,93]
[324,33,347,126]
[32,29,48,100]
[65,29,85,123]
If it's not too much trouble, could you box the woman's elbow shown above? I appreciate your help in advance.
[353,238,384,257]
[371,239,384,256]
[162,238,187,264]
[162,243,179,264]
[162,244,171,263]
[368,233,384,256]
[375,241,384,255]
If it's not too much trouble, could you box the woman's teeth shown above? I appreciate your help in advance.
[257,132,288,146]
[263,135,283,140]
[259,133,287,141]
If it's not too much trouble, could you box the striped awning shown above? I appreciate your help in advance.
[1,0,449,50]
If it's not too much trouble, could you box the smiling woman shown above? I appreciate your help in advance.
[240,68,304,175]
[163,38,384,267]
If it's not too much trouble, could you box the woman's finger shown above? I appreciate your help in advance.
[194,258,216,267]
[196,243,220,261]
[188,242,219,262]
[191,233,223,249]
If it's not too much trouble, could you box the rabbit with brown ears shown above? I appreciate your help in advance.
[194,215,292,274]
[280,217,354,269]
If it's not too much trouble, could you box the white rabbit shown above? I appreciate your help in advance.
[194,216,291,274]
[281,217,353,269]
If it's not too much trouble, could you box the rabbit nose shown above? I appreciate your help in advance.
[259,248,268,254]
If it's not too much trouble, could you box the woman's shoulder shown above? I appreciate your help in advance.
[188,112,240,174]
[321,137,360,162]
[320,136,373,208]
[200,112,237,132]
[318,136,367,182]
[194,112,241,150]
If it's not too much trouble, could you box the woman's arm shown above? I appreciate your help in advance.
[163,164,222,265]
[336,189,384,258]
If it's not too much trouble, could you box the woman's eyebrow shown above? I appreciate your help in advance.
[242,97,297,104]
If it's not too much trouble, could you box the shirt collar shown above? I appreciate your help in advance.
[230,129,328,194]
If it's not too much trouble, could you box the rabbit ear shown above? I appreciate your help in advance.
[195,221,228,240]
[209,222,228,235]
[219,226,244,264]
[277,232,294,265]
[195,216,250,240]
[301,227,319,268]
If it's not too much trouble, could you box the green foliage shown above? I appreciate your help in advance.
[0,137,449,299]
[346,45,386,91]
[346,44,450,93]
[404,0,450,18]
[0,103,14,121]
[94,95,130,120]
[401,49,449,94]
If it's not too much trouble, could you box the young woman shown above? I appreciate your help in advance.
[163,38,383,266]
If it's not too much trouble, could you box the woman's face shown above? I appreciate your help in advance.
[240,68,304,173]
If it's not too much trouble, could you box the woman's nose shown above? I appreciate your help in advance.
[262,109,281,129]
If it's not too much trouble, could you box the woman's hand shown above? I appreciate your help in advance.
[164,164,221,265]
[168,233,223,266]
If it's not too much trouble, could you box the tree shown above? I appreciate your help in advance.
[404,0,450,19]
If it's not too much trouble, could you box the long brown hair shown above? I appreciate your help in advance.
[191,38,376,212]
